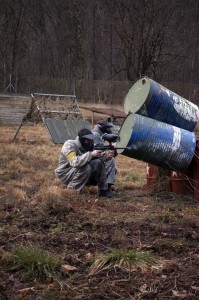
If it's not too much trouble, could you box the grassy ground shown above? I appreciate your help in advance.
[1,124,199,300]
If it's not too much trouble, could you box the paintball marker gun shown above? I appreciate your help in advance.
[94,133,128,151]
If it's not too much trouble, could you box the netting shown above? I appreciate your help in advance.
[12,93,86,142]
[26,93,83,123]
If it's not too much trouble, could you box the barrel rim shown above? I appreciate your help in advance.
[116,113,134,154]
[124,76,151,115]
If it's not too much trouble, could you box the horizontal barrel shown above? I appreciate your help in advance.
[124,77,199,132]
[116,113,196,172]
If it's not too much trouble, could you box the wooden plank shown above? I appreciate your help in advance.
[40,110,81,114]
[0,96,30,125]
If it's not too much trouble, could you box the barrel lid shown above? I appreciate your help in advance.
[116,113,134,154]
[124,77,150,114]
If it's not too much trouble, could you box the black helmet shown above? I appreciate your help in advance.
[78,128,95,151]
[98,121,114,134]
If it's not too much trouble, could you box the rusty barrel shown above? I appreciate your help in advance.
[146,165,170,192]
[147,164,159,190]
[170,159,194,195]
[124,77,199,132]
[116,113,196,173]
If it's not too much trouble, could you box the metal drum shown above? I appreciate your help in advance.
[147,165,171,192]
[124,77,199,132]
[147,164,159,190]
[170,161,194,196]
[116,113,196,173]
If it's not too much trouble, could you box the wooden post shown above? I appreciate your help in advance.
[91,111,94,128]
[12,120,25,142]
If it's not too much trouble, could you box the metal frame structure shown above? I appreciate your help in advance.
[12,93,89,143]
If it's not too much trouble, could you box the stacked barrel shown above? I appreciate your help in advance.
[116,77,199,198]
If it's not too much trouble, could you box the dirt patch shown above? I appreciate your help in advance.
[1,193,199,299]
[1,125,199,299]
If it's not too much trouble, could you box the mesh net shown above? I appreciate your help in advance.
[23,93,83,123]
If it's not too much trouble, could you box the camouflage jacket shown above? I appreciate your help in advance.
[55,137,92,174]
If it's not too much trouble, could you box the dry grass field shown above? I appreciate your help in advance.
[1,123,199,299]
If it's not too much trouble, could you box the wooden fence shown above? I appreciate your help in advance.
[0,94,31,125]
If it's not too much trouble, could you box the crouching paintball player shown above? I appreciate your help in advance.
[92,121,116,195]
[55,128,114,198]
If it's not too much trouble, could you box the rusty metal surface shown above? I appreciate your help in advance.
[79,106,126,118]
[44,118,90,144]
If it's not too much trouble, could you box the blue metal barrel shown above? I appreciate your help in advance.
[124,77,199,132]
[116,113,196,172]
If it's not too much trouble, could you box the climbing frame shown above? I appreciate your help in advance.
[12,93,90,143]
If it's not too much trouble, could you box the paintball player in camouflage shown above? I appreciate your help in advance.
[55,128,114,198]
[92,121,116,196]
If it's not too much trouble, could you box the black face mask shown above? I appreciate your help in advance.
[79,137,94,151]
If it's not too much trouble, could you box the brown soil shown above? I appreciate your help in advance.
[0,125,199,300]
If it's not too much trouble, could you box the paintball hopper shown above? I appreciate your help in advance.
[102,133,118,143]
[94,133,128,152]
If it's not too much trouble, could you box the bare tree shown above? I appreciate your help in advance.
[102,0,190,81]
[0,0,46,90]
[0,0,198,96]
[42,0,88,79]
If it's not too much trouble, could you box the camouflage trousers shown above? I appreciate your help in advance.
[104,157,116,185]
[56,158,108,192]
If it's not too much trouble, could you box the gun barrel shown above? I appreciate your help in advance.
[94,145,128,150]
